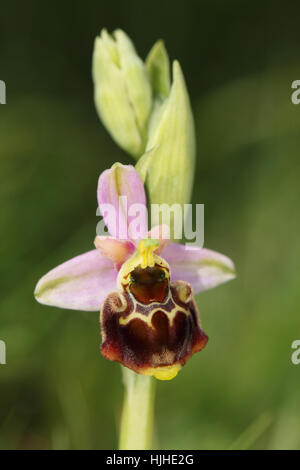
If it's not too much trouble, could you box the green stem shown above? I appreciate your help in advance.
[119,367,155,450]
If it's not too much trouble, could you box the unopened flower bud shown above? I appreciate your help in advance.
[92,29,152,158]
[136,59,195,210]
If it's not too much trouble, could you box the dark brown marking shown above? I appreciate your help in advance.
[100,281,208,375]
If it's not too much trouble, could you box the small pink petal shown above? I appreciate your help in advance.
[34,250,117,311]
[163,243,236,294]
[94,236,135,270]
[97,163,148,241]
[147,224,171,254]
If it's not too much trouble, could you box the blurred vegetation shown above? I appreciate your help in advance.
[0,0,300,449]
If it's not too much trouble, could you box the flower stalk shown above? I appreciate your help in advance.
[119,368,155,450]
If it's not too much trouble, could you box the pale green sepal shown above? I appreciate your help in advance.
[137,61,196,211]
[100,29,120,67]
[146,40,171,98]
[114,29,152,148]
[145,41,171,146]
[135,145,159,183]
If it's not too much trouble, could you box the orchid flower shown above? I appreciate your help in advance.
[35,163,235,382]
[35,29,236,450]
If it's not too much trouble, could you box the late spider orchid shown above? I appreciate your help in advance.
[35,163,235,380]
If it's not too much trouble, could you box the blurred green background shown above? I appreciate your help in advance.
[1,0,300,450]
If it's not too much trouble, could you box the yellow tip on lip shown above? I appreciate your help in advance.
[138,239,159,269]
[142,364,181,381]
